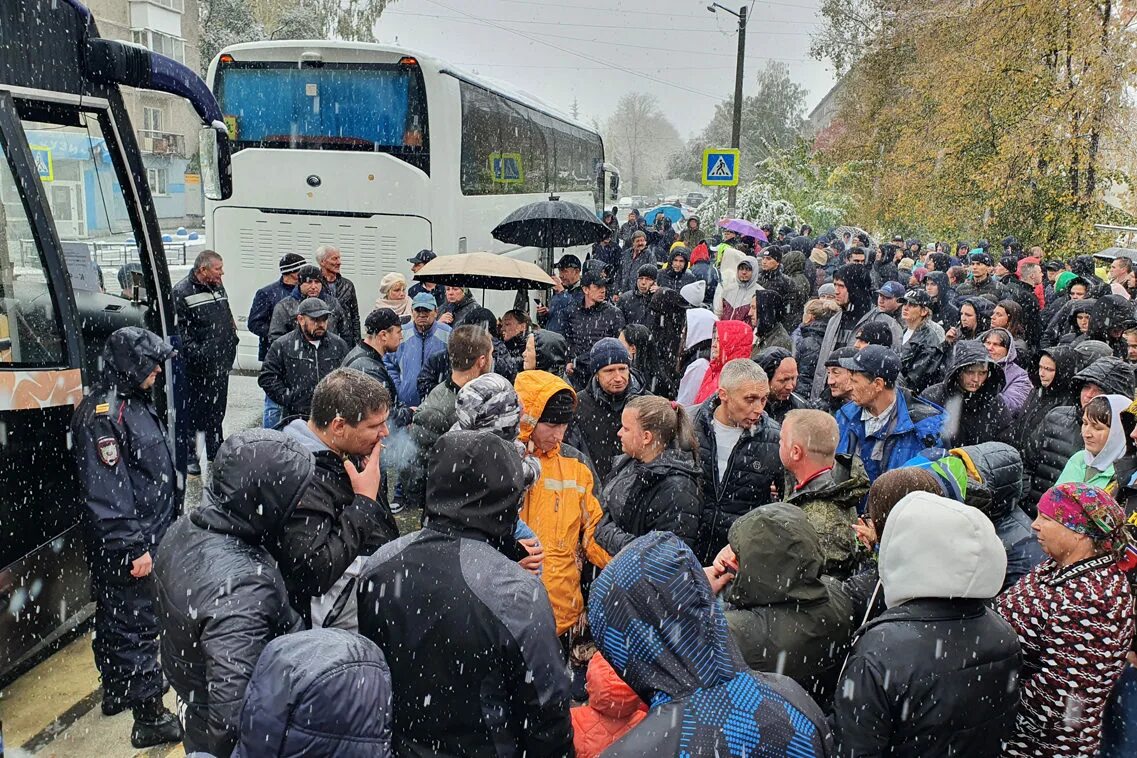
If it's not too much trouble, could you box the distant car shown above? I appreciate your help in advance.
[685,192,707,208]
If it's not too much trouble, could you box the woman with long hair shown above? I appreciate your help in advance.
[594,396,702,555]
[992,299,1031,367]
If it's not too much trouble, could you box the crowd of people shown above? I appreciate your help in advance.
[70,217,1137,757]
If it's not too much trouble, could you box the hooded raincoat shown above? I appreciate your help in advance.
[982,327,1033,413]
[923,340,1015,447]
[516,371,611,634]
[725,504,855,704]
[590,532,833,757]
[154,431,314,756]
[570,654,647,758]
[358,430,573,757]
[694,319,754,404]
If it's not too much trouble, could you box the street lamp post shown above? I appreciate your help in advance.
[707,3,747,216]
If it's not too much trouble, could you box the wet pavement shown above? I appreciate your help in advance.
[0,373,263,757]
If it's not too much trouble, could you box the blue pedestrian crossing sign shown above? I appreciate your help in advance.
[701,148,739,187]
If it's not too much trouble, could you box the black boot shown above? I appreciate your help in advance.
[101,696,128,717]
[131,698,183,748]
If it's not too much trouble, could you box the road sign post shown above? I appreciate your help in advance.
[701,148,740,188]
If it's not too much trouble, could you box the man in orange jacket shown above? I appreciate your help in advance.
[516,370,611,646]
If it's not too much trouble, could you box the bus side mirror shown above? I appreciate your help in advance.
[199,126,232,201]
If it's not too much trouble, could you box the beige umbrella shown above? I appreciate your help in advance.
[410,251,557,289]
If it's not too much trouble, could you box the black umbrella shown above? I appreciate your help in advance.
[491,195,611,250]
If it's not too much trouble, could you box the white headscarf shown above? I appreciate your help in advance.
[685,307,718,350]
[1083,394,1133,472]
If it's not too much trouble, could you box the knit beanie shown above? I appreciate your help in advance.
[297,264,323,284]
[279,253,306,275]
[539,389,576,425]
[590,338,631,371]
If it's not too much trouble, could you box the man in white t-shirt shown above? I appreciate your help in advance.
[693,358,782,563]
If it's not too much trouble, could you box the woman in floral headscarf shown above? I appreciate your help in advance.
[997,482,1136,757]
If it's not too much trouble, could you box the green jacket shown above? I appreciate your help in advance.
[724,502,855,704]
[1055,451,1116,490]
[785,454,869,579]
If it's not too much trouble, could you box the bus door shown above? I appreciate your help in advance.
[0,89,168,675]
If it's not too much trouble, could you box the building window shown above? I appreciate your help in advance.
[148,0,185,11]
[143,106,164,134]
[131,29,185,64]
[147,168,169,196]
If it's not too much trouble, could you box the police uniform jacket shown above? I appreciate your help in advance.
[71,327,177,577]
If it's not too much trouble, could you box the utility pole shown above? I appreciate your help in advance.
[709,4,747,216]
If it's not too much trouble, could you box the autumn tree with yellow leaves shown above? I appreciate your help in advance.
[812,0,1137,252]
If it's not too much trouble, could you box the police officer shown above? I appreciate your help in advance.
[171,249,238,475]
[71,327,182,748]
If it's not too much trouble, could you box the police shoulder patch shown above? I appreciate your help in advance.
[95,402,110,415]
[96,436,120,467]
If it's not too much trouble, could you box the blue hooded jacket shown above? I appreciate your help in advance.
[835,388,946,486]
[234,628,393,757]
[589,532,832,757]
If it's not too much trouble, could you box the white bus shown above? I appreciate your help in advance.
[205,41,619,367]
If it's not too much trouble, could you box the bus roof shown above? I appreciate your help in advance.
[213,39,596,137]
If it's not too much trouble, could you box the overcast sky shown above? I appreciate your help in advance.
[376,0,837,138]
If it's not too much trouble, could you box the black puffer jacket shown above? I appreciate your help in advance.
[565,301,626,376]
[358,431,572,757]
[925,271,960,328]
[1026,357,1137,508]
[233,628,393,757]
[954,443,1046,592]
[592,451,703,555]
[617,286,653,328]
[1000,274,1043,348]
[832,495,1021,757]
[781,250,812,328]
[693,398,782,564]
[1019,346,1085,508]
[154,430,313,757]
[793,320,828,393]
[1089,294,1136,357]
[923,340,1014,447]
[566,372,649,483]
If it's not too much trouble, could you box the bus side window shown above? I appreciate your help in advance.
[0,142,66,367]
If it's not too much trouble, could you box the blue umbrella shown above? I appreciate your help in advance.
[643,204,688,225]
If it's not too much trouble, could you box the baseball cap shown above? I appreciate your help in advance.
[297,297,332,319]
[365,307,402,334]
[838,345,901,384]
[970,252,994,266]
[1044,259,1064,272]
[875,281,906,299]
[899,289,934,307]
[825,346,858,368]
[407,249,437,265]
[554,254,582,270]
[581,270,609,288]
[411,292,438,311]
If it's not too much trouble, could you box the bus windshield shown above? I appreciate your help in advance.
[215,62,429,170]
